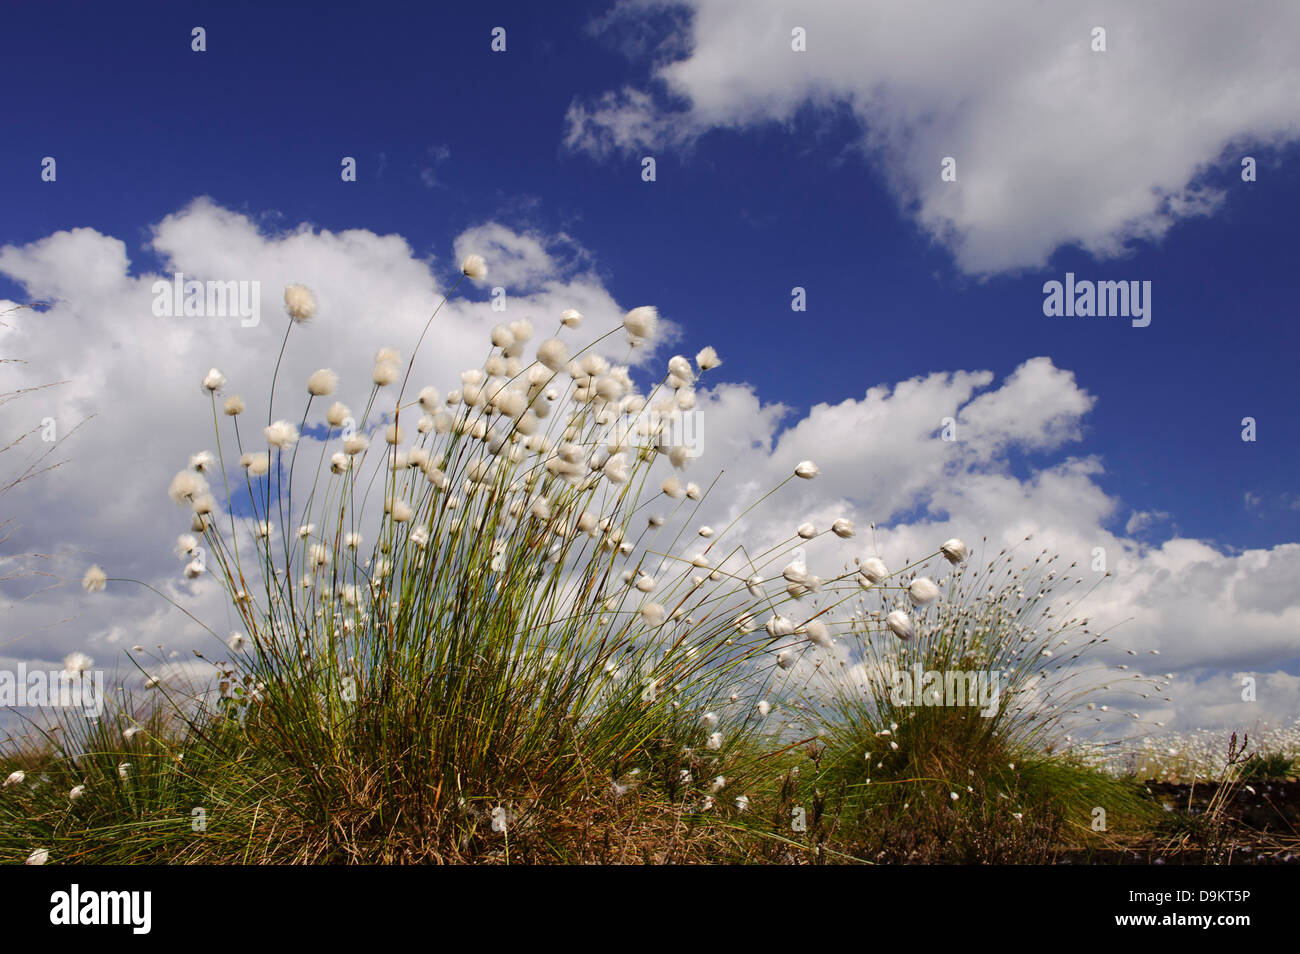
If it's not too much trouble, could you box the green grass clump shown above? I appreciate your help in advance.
[739,542,1161,862]
[1,270,1166,865]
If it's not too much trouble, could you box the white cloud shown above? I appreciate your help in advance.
[565,0,1300,274]
[452,223,569,290]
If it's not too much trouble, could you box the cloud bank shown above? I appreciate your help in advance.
[565,0,1300,274]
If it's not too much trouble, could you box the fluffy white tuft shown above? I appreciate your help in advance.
[264,420,299,449]
[82,565,107,593]
[284,284,318,323]
[623,306,659,346]
[307,368,338,396]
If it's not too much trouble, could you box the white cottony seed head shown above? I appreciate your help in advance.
[265,420,299,449]
[766,616,794,638]
[63,651,93,674]
[623,305,659,346]
[940,538,969,564]
[284,284,318,322]
[82,565,107,593]
[908,577,940,605]
[886,610,915,641]
[537,338,569,372]
[805,619,832,648]
[307,368,338,396]
[859,557,889,584]
[640,603,666,627]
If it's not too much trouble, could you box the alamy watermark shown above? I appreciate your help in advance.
[0,665,105,718]
[50,884,151,934]
[593,407,704,458]
[1042,272,1151,327]
[889,665,1001,717]
[152,272,260,327]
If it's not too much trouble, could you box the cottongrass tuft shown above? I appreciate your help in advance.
[940,538,969,564]
[372,348,401,386]
[307,368,339,396]
[168,470,208,504]
[326,402,350,427]
[640,602,666,626]
[241,452,270,476]
[461,254,488,280]
[202,368,226,392]
[858,557,888,585]
[805,619,832,648]
[885,609,914,641]
[265,420,299,449]
[82,564,107,593]
[63,651,93,674]
[537,338,568,372]
[12,255,1127,868]
[623,306,658,346]
[189,450,216,473]
[907,577,940,605]
[284,284,318,323]
[765,615,794,639]
[603,453,631,484]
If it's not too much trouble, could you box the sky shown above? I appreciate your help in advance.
[1,0,1298,738]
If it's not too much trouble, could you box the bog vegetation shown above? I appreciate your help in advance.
[1,268,1290,864]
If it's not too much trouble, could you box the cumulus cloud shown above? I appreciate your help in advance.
[1,200,1295,737]
[564,0,1300,274]
[451,222,588,291]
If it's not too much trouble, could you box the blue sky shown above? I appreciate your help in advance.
[2,0,1299,732]
[4,1,1297,550]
